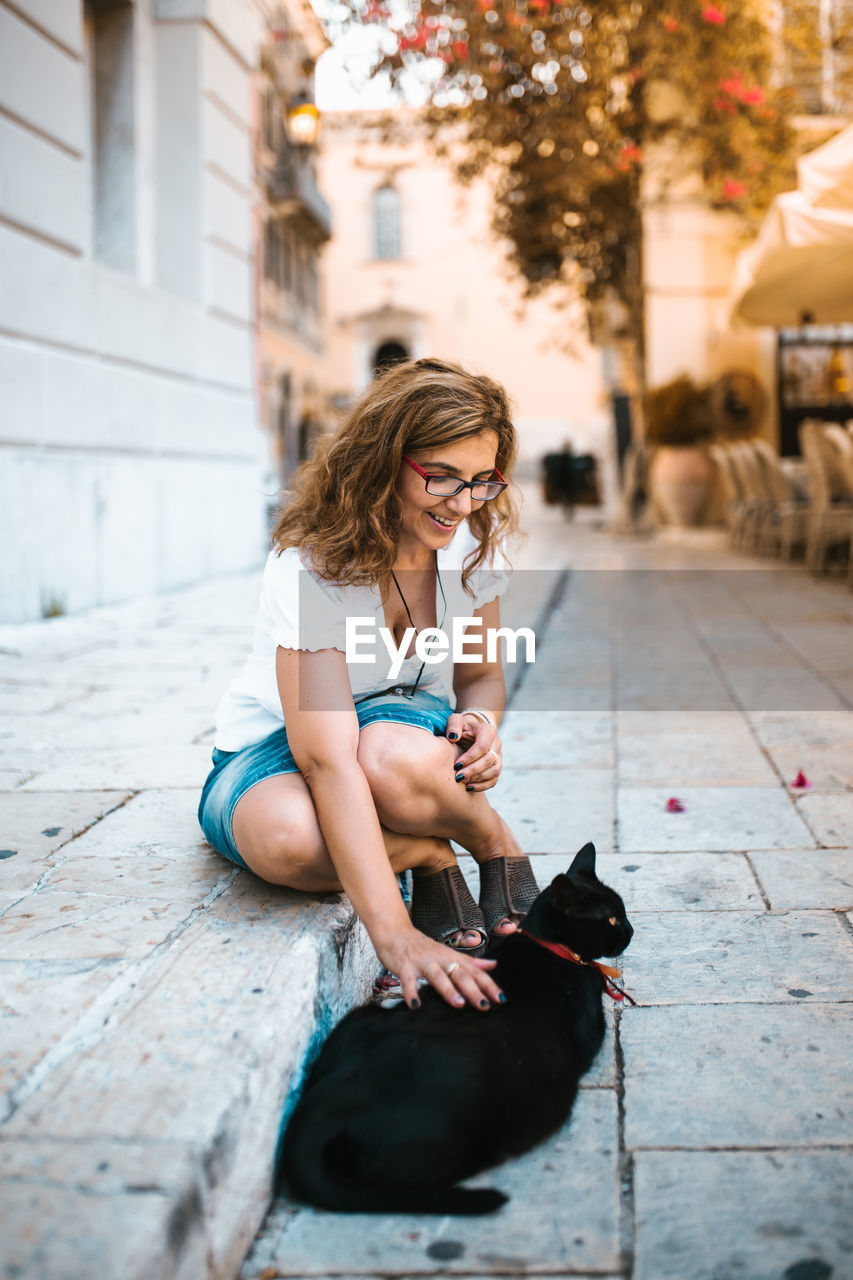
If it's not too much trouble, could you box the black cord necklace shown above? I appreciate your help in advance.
[389,553,447,698]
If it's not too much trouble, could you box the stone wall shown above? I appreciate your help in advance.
[0,0,267,622]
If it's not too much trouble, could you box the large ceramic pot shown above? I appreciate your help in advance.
[650,444,715,527]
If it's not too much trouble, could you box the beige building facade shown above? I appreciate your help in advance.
[255,0,332,506]
[318,111,618,503]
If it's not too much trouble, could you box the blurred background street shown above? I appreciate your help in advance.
[2,0,853,1276]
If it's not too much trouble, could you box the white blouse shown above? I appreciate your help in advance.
[214,521,509,751]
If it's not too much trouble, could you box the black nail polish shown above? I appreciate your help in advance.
[479,999,489,1009]
[410,998,420,1009]
[455,773,465,782]
[466,784,474,792]
[448,732,458,740]
[498,993,507,1003]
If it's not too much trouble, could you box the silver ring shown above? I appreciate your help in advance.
[446,962,461,977]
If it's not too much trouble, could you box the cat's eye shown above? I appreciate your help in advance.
[608,916,618,927]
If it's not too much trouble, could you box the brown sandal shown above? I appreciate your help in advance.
[478,854,540,936]
[410,865,488,955]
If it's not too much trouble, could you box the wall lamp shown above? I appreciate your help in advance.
[286,100,320,147]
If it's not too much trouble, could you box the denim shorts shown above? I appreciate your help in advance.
[197,688,453,871]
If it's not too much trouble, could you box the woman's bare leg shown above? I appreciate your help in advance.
[356,724,527,934]
[230,772,483,947]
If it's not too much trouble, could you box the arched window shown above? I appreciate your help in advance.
[373,340,409,376]
[372,185,401,260]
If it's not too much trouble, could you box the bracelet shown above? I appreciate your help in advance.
[460,706,497,728]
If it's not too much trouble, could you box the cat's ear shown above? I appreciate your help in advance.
[567,842,597,881]
[548,872,580,911]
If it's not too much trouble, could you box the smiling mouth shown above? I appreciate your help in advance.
[427,513,456,530]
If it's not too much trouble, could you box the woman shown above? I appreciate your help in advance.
[198,358,539,1012]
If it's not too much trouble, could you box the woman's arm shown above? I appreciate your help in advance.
[448,597,506,792]
[276,645,502,1010]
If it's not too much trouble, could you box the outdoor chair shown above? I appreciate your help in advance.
[709,444,750,548]
[751,437,809,560]
[799,420,853,574]
[726,440,773,553]
[822,425,853,586]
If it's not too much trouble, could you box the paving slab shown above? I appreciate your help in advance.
[510,666,613,712]
[597,850,765,912]
[623,909,853,1004]
[0,685,88,716]
[749,848,853,910]
[0,1166,210,1280]
[615,668,738,714]
[622,1002,853,1148]
[45,848,229,901]
[60,787,208,858]
[0,710,215,750]
[0,790,130,890]
[762,743,852,793]
[0,888,216,962]
[616,727,778,787]
[633,1149,853,1280]
[1,960,123,1094]
[749,709,853,746]
[716,663,846,714]
[240,1089,621,1278]
[499,709,613,769]
[795,793,853,848]
[617,785,815,852]
[20,744,212,791]
[486,769,614,853]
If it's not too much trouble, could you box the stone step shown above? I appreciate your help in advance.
[0,874,377,1280]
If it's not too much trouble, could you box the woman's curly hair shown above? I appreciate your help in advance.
[272,358,519,594]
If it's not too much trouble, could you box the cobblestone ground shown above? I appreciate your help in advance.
[243,525,853,1280]
[2,494,852,1279]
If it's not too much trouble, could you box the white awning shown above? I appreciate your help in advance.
[730,125,853,326]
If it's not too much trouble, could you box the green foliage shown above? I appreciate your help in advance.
[336,0,843,348]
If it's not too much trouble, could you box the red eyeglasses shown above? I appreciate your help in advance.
[403,456,508,501]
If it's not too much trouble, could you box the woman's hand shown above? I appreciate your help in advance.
[375,928,504,1012]
[445,711,503,792]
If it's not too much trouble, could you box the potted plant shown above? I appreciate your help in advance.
[646,375,717,526]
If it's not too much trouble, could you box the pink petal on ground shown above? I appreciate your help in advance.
[666,797,686,813]
[791,771,811,789]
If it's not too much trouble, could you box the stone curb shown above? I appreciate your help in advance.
[0,881,377,1280]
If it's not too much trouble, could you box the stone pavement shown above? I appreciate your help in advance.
[0,484,566,1280]
[243,528,853,1280]
[2,494,853,1280]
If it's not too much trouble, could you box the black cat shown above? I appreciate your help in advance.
[278,842,634,1215]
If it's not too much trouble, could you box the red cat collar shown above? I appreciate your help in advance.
[517,928,637,1005]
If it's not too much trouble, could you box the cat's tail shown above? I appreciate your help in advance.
[278,1124,508,1216]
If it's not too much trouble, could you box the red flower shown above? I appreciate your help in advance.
[662,15,679,30]
[616,143,643,170]
[713,96,737,114]
[702,5,726,22]
[740,86,765,105]
[665,797,685,813]
[791,770,811,789]
[398,31,427,51]
[452,40,469,59]
[721,177,747,199]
